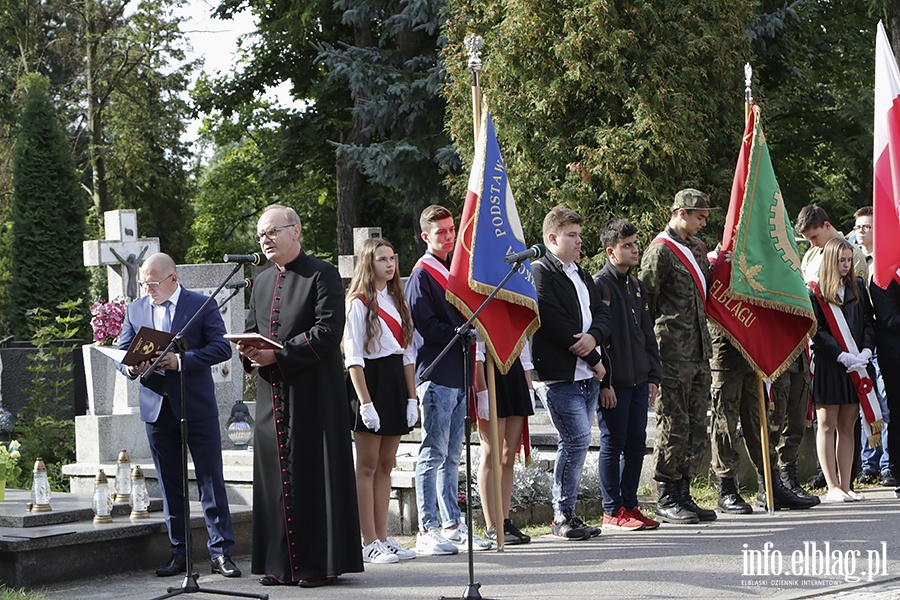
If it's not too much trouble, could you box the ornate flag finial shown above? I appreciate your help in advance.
[465,34,484,74]
[744,63,753,105]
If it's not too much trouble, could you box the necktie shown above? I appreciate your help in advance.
[160,300,172,332]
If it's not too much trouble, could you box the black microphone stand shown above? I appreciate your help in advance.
[144,261,268,600]
[422,257,528,600]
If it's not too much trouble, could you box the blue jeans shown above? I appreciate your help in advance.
[597,382,649,515]
[545,379,600,520]
[861,356,890,474]
[415,381,467,531]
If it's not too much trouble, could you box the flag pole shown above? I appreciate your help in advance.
[757,376,775,514]
[745,62,774,514]
[484,354,505,551]
[465,33,505,552]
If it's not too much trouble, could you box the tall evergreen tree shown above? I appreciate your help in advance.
[198,0,457,258]
[11,74,89,338]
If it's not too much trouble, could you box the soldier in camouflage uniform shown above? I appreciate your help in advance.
[770,353,820,500]
[640,189,717,524]
[710,330,818,513]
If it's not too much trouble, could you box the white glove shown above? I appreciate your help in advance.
[857,348,872,364]
[359,402,381,431]
[406,399,419,428]
[529,389,536,412]
[476,390,490,421]
[837,352,856,369]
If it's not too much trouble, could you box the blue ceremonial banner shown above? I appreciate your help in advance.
[447,110,540,374]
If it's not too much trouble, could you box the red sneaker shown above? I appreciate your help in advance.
[626,506,660,530]
[602,506,645,531]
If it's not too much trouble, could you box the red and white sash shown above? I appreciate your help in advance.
[808,281,884,445]
[411,254,451,352]
[413,254,450,290]
[353,294,405,348]
[651,231,707,301]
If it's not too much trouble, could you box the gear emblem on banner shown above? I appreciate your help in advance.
[768,190,802,272]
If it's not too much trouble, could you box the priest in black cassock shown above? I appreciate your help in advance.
[238,204,363,588]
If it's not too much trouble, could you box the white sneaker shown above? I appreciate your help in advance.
[384,537,417,560]
[442,523,493,551]
[415,528,459,556]
[362,539,400,564]
[847,490,865,501]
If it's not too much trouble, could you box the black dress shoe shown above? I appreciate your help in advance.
[211,555,241,578]
[298,576,336,588]
[156,554,186,577]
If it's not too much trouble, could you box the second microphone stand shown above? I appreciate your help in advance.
[421,258,528,600]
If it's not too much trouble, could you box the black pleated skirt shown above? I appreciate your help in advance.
[348,354,412,436]
[492,358,534,419]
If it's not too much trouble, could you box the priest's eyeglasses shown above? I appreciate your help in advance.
[139,273,175,290]
[255,224,295,242]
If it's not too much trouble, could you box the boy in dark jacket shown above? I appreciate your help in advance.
[532,206,609,540]
[594,218,662,531]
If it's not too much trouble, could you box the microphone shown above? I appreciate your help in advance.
[504,244,544,264]
[223,252,268,266]
[226,278,253,290]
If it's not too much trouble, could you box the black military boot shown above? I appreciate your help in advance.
[716,477,753,514]
[779,464,821,505]
[756,473,818,510]
[656,481,700,524]
[678,478,717,521]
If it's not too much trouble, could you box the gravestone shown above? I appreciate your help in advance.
[83,210,159,301]
[337,227,382,280]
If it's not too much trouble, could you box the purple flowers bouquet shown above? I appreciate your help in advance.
[91,298,127,345]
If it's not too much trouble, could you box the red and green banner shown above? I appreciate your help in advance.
[706,104,815,380]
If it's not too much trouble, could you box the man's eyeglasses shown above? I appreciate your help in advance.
[139,273,175,290]
[254,224,296,243]
[853,224,873,232]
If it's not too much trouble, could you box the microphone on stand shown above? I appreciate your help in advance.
[504,244,545,264]
[226,279,253,290]
[223,252,268,266]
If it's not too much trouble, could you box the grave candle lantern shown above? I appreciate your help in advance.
[130,465,150,519]
[31,458,52,512]
[114,449,131,503]
[92,469,113,524]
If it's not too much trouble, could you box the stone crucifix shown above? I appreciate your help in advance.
[83,210,160,301]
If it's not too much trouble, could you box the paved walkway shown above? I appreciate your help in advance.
[35,487,900,599]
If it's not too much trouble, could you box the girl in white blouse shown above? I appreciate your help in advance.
[344,238,419,563]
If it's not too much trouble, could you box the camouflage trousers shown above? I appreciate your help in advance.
[710,359,787,479]
[653,360,711,483]
[771,352,810,467]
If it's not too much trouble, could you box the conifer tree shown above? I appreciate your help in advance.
[11,74,89,338]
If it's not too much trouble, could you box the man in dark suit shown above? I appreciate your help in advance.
[116,252,240,578]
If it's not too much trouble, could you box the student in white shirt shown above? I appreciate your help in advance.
[344,238,419,564]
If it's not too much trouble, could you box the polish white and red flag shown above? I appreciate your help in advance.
[873,20,900,288]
